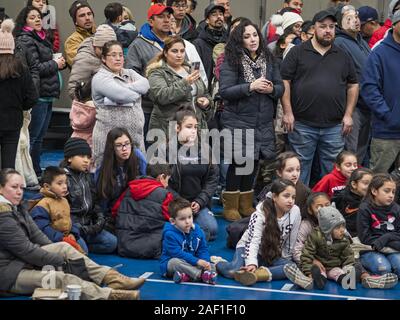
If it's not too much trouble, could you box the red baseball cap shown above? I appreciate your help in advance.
[147,3,174,20]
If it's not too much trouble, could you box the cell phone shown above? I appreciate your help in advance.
[191,61,200,71]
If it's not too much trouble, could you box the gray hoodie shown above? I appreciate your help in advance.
[68,37,102,100]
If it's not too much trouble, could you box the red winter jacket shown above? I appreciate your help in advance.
[112,178,173,220]
[312,167,347,198]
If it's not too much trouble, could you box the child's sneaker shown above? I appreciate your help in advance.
[362,273,398,289]
[283,263,313,290]
[201,270,217,285]
[173,271,190,284]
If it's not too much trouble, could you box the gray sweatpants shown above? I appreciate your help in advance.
[9,242,112,300]
[167,258,216,280]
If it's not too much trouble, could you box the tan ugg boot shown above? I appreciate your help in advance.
[108,289,140,300]
[222,191,241,222]
[234,267,272,286]
[102,269,145,290]
[239,190,256,217]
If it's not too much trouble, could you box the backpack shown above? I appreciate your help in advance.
[226,217,250,249]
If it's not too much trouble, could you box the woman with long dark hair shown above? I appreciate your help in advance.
[96,127,146,231]
[0,19,37,169]
[15,6,65,178]
[216,179,301,285]
[219,20,284,222]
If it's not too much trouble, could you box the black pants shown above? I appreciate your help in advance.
[226,160,259,192]
[0,130,20,169]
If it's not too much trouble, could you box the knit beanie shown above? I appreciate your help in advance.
[69,0,93,23]
[93,24,116,47]
[392,10,400,26]
[281,12,303,32]
[389,0,400,19]
[0,19,15,54]
[64,137,92,158]
[318,206,345,242]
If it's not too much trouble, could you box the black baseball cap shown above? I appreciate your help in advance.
[204,4,225,19]
[312,10,337,24]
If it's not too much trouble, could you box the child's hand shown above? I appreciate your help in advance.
[240,264,257,272]
[197,259,211,270]
[67,234,76,241]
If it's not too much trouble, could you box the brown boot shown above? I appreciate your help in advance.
[102,269,145,290]
[239,190,256,217]
[108,289,140,300]
[222,191,241,221]
[234,267,272,286]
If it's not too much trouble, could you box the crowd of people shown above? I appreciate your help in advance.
[0,0,400,300]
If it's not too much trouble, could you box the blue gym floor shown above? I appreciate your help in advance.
[4,151,400,300]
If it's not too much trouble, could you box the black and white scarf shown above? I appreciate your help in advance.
[241,51,267,83]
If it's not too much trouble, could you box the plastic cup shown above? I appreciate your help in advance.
[53,53,62,60]
[66,284,82,300]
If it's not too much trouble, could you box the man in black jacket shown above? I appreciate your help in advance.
[193,3,228,89]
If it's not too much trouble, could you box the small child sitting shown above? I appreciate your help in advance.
[113,163,174,259]
[284,206,395,290]
[30,166,86,254]
[160,198,217,285]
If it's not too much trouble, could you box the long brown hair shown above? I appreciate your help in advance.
[260,178,295,265]
[0,54,25,80]
[97,127,139,200]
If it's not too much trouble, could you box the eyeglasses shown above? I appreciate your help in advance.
[115,142,132,150]
[107,53,123,59]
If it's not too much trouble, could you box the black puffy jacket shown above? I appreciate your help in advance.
[115,178,173,259]
[64,167,105,236]
[219,53,284,161]
[16,30,60,98]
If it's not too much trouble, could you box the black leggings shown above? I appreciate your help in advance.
[0,130,20,169]
[226,160,259,192]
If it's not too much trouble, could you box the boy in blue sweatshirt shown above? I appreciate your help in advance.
[159,198,217,284]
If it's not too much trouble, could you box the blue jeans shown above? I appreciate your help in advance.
[29,101,53,176]
[216,247,291,280]
[83,230,117,254]
[288,122,344,186]
[77,237,89,255]
[195,207,218,242]
[361,251,400,277]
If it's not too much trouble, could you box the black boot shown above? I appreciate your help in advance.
[311,265,327,290]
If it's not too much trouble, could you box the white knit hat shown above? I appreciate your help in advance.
[281,12,303,31]
[93,24,117,47]
[0,19,15,54]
